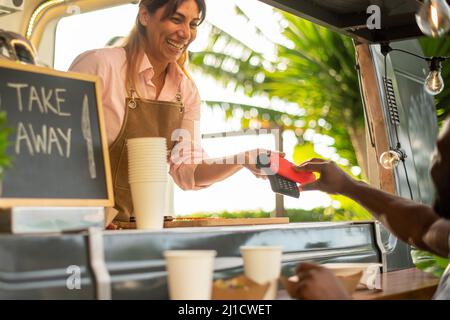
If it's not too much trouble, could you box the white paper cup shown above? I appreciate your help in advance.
[128,155,167,160]
[128,172,168,178]
[127,137,166,144]
[129,181,167,229]
[128,149,166,153]
[128,146,166,151]
[240,246,283,300]
[129,178,168,184]
[127,150,167,155]
[128,138,167,157]
[128,140,168,179]
[129,165,167,171]
[128,154,167,160]
[128,140,166,145]
[128,168,168,176]
[164,250,217,300]
[129,162,167,166]
[129,177,168,184]
[128,174,168,183]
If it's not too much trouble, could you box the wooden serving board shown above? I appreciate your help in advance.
[113,217,289,229]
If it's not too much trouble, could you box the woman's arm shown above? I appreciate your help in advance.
[193,150,277,187]
[193,158,243,187]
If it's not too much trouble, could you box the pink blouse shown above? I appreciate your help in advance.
[69,47,208,190]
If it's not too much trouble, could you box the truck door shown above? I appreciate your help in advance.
[356,39,439,270]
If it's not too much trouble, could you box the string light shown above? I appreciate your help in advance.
[380,44,449,96]
[379,149,406,170]
[425,57,445,95]
[415,0,450,37]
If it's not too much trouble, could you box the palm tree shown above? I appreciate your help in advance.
[190,8,365,174]
[419,37,450,125]
[190,6,450,178]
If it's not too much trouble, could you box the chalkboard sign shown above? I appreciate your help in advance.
[0,59,113,207]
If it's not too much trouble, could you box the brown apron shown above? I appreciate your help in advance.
[108,89,184,222]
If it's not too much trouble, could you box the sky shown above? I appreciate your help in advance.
[54,0,333,215]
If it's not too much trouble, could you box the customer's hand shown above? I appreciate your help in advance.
[293,158,355,195]
[293,262,351,300]
[242,149,286,179]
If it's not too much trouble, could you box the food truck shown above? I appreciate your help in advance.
[0,0,446,300]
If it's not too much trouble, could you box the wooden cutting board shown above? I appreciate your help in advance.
[113,217,289,229]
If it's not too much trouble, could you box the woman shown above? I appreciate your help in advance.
[70,0,282,224]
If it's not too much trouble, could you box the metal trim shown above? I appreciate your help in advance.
[87,227,111,300]
[282,247,375,262]
[374,221,388,273]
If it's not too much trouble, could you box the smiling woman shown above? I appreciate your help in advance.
[68,0,281,226]
[126,0,206,97]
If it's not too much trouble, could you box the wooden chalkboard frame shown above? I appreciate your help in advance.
[0,59,114,207]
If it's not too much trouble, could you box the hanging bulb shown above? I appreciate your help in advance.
[415,0,450,37]
[425,70,445,94]
[379,150,402,170]
[425,57,445,95]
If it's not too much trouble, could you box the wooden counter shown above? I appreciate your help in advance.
[353,268,439,300]
[278,268,439,300]
[113,217,289,229]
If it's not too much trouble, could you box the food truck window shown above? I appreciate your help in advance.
[53,2,370,221]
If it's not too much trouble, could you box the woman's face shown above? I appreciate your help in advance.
[139,0,201,64]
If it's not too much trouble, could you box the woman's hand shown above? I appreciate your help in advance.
[241,149,286,179]
[293,262,351,300]
[293,158,356,195]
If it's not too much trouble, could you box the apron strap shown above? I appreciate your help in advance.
[127,85,183,109]
[127,89,138,109]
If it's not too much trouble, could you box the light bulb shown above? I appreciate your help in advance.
[415,0,450,37]
[425,70,445,94]
[425,57,445,95]
[379,150,401,170]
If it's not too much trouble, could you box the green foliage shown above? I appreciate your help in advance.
[181,206,374,223]
[190,13,362,166]
[189,5,450,278]
[0,111,12,178]
[202,100,305,131]
[190,8,371,221]
[411,248,450,278]
[292,142,371,221]
[419,37,450,125]
[180,208,334,222]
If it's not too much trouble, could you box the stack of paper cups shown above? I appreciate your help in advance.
[127,137,168,230]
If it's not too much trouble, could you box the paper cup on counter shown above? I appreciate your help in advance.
[127,137,167,145]
[127,137,168,230]
[130,181,166,229]
[164,250,217,300]
[240,246,283,300]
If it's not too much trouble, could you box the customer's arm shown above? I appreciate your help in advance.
[295,159,450,257]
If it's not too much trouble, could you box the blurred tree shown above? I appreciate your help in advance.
[419,37,450,126]
[190,8,366,176]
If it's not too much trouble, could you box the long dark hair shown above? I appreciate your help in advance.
[123,0,206,93]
